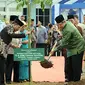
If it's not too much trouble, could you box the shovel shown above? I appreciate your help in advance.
[40,41,57,68]
[40,29,61,68]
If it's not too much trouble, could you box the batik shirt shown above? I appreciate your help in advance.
[0,25,13,58]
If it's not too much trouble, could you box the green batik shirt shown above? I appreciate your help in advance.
[54,21,85,57]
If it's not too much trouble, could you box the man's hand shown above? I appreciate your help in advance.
[31,29,35,33]
[25,31,31,35]
[57,34,62,39]
[10,44,20,48]
[49,51,55,56]
[45,40,48,43]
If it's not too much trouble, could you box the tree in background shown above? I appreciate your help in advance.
[15,0,52,48]
[15,0,52,82]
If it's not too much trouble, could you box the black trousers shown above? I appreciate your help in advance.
[0,55,5,85]
[5,54,19,82]
[13,61,20,82]
[36,43,48,56]
[5,54,13,82]
[31,41,36,48]
[66,51,84,81]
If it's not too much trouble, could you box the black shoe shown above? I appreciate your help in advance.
[19,79,24,83]
[13,80,20,83]
[6,81,11,84]
[1,83,5,85]
[65,79,69,82]
[64,82,68,85]
[26,79,29,82]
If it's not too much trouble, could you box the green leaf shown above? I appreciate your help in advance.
[16,4,21,10]
[24,0,28,5]
[22,0,25,6]
[41,1,45,12]
[15,0,52,12]
[32,0,41,4]
[15,0,22,3]
[45,0,52,6]
[16,1,24,10]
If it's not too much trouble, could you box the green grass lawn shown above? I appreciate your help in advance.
[6,68,85,85]
[6,79,85,85]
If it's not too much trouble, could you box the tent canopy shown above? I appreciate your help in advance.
[52,0,85,23]
[53,0,85,5]
[53,0,85,9]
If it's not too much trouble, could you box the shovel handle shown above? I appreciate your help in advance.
[47,41,57,60]
[47,29,61,61]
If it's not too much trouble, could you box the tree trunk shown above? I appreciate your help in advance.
[27,0,31,48]
[27,0,31,83]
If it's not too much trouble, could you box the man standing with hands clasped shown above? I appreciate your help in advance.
[50,15,85,85]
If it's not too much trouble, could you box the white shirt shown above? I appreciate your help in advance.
[8,31,22,54]
[0,20,6,32]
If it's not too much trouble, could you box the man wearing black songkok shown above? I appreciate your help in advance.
[67,15,74,20]
[51,14,85,85]
[67,14,83,35]
[0,15,28,85]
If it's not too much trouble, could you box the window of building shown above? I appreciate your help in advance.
[23,8,27,15]
[36,8,50,26]
[0,7,5,11]
[23,8,50,25]
[23,8,27,21]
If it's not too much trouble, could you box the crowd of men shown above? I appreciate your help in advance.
[0,14,85,85]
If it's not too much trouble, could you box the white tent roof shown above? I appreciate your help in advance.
[52,0,85,5]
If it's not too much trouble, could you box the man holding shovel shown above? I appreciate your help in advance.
[50,15,85,84]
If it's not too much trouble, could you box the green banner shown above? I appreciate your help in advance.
[14,48,44,61]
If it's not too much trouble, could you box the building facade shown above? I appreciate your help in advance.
[0,0,22,20]
[1,0,85,26]
[0,0,51,26]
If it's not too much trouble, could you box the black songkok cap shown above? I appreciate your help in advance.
[31,19,34,21]
[55,15,64,23]
[10,15,18,21]
[67,15,74,19]
[14,19,24,26]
